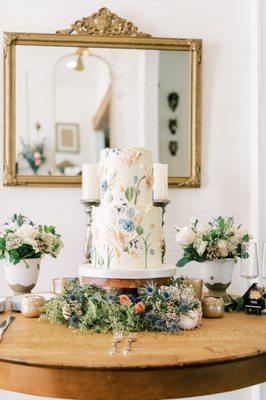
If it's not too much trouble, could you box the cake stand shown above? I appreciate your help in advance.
[79,264,177,289]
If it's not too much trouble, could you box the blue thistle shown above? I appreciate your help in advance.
[154,319,164,331]
[168,320,179,333]
[162,291,171,300]
[69,314,79,328]
[179,302,190,314]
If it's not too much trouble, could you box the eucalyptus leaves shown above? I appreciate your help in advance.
[176,216,251,267]
[0,214,63,265]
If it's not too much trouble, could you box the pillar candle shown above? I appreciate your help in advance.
[82,163,100,200]
[153,163,168,200]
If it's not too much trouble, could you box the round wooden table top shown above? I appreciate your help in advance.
[0,311,265,400]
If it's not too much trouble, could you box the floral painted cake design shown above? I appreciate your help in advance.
[89,147,165,271]
[91,204,163,270]
[98,147,153,206]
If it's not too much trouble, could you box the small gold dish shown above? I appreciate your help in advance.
[202,297,224,318]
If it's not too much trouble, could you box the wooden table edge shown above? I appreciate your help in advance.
[0,349,265,370]
[0,354,265,400]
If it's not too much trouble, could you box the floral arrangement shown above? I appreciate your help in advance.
[176,216,251,267]
[0,214,63,265]
[41,278,201,333]
[20,138,46,175]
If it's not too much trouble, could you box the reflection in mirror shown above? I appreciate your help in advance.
[15,46,190,177]
[16,46,111,176]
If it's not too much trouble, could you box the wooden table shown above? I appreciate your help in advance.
[0,312,265,400]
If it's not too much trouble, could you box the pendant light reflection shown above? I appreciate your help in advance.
[66,48,89,72]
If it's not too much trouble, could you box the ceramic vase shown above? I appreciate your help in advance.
[179,309,201,330]
[4,258,41,295]
[200,259,235,299]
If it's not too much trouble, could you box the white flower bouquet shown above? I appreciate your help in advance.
[175,216,251,267]
[0,214,63,265]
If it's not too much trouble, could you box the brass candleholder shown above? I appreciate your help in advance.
[153,199,171,262]
[80,199,100,263]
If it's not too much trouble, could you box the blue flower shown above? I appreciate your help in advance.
[144,312,155,324]
[106,289,118,302]
[127,208,134,218]
[129,294,141,303]
[67,294,76,302]
[144,283,155,296]
[101,180,108,192]
[154,319,164,331]
[123,219,135,232]
[149,249,155,255]
[162,291,171,300]
[69,314,79,328]
[179,302,190,314]
[168,320,180,333]
[133,176,138,184]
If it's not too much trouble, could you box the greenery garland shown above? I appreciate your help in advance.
[41,279,201,333]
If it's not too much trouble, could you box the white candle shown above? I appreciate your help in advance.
[82,163,100,200]
[153,163,168,200]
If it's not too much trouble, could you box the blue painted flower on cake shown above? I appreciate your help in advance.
[127,208,135,218]
[101,180,108,192]
[149,248,155,256]
[123,219,135,233]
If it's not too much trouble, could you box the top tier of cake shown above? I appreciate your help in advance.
[98,147,153,206]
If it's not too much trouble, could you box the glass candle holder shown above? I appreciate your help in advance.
[201,297,224,318]
[21,295,45,318]
[183,278,203,300]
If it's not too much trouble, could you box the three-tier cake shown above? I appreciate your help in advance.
[79,147,176,282]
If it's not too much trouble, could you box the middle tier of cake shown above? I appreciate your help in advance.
[91,204,164,270]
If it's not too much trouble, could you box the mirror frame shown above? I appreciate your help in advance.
[3,7,202,187]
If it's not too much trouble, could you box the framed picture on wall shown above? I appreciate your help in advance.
[56,123,80,153]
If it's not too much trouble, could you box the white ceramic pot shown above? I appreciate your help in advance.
[4,258,41,295]
[179,309,200,330]
[200,259,235,298]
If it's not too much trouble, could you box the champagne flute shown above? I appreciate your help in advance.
[240,241,259,289]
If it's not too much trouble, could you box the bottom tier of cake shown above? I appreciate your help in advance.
[91,204,164,270]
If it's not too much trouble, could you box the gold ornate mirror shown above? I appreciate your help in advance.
[3,7,201,187]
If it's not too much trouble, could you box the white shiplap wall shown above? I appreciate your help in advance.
[0,1,257,399]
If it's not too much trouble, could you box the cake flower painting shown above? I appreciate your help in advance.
[91,148,163,270]
[98,147,153,206]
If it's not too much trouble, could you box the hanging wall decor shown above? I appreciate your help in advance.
[167,92,179,112]
[168,118,178,134]
[169,141,178,156]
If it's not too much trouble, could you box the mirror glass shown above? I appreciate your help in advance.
[15,46,191,177]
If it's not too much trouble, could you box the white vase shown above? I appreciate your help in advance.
[4,258,41,295]
[200,259,235,298]
[179,309,200,330]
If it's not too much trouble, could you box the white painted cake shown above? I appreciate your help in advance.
[79,147,176,278]
[93,147,163,270]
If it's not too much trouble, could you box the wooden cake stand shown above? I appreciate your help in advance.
[79,264,177,289]
[0,312,265,400]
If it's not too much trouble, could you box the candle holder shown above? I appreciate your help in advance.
[153,199,170,262]
[80,199,100,264]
